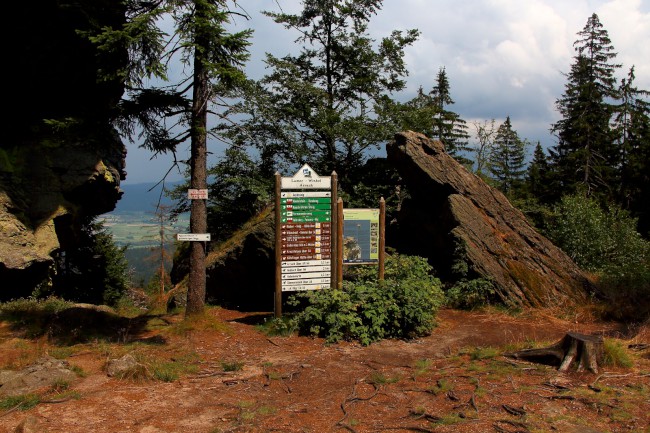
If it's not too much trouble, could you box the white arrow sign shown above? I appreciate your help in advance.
[177,233,211,241]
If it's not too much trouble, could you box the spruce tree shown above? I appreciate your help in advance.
[488,116,527,196]
[525,142,552,202]
[430,67,471,164]
[224,0,419,184]
[549,13,620,200]
[92,0,252,316]
[613,66,650,233]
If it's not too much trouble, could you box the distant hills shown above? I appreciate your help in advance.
[114,181,184,213]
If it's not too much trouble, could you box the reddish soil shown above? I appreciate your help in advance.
[1,307,649,433]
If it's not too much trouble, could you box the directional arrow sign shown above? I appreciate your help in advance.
[177,233,211,241]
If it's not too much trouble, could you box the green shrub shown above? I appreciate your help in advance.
[547,193,650,318]
[288,253,444,345]
[446,278,496,310]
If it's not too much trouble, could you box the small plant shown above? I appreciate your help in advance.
[256,316,296,337]
[470,346,500,360]
[369,371,400,385]
[603,339,634,368]
[221,360,244,372]
[49,346,75,359]
[69,364,87,378]
[50,379,70,393]
[414,358,431,376]
[428,379,452,396]
[0,394,40,411]
[446,278,497,310]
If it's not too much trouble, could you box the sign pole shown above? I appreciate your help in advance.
[379,197,386,281]
[330,172,338,289]
[337,198,343,288]
[274,172,282,318]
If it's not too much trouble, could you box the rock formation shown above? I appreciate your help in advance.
[204,206,276,311]
[0,1,126,299]
[386,131,590,307]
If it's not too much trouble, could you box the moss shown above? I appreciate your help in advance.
[97,160,115,183]
[505,260,546,304]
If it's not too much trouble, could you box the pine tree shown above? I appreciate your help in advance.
[430,67,471,164]
[549,13,621,200]
[224,0,419,184]
[92,1,252,316]
[525,142,552,202]
[488,116,527,196]
[613,66,650,233]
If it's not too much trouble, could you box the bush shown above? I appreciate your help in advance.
[446,278,496,310]
[288,253,444,345]
[547,193,650,319]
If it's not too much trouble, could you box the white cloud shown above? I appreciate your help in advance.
[124,0,650,183]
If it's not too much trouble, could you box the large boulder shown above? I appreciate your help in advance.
[0,0,126,299]
[386,131,590,307]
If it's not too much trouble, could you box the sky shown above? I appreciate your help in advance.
[122,0,650,185]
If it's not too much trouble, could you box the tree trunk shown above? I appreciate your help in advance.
[186,0,210,317]
[506,332,604,373]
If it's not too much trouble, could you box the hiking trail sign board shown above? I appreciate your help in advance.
[275,165,338,316]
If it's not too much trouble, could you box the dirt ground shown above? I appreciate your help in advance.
[1,307,649,433]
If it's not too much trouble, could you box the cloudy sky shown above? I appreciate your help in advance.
[123,0,650,184]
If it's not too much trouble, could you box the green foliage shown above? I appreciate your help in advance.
[550,13,621,202]
[222,0,419,184]
[447,238,497,309]
[221,360,244,372]
[603,339,634,368]
[0,297,74,334]
[50,219,129,306]
[288,253,444,345]
[547,193,650,317]
[488,116,528,197]
[0,394,40,411]
[446,278,497,310]
[548,194,649,273]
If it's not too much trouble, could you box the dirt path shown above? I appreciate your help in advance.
[1,308,649,433]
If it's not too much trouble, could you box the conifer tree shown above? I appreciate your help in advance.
[92,0,252,316]
[549,13,620,200]
[525,142,552,202]
[613,66,650,232]
[430,67,471,164]
[488,116,527,196]
[224,0,419,184]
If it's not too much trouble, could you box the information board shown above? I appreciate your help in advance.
[279,190,332,292]
[342,208,380,263]
[277,164,332,292]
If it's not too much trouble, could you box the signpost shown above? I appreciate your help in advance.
[188,189,209,200]
[275,164,338,317]
[177,233,211,242]
[177,189,211,243]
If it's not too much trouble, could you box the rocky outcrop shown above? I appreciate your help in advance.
[386,131,590,307]
[0,0,127,299]
[0,142,125,299]
[204,206,276,311]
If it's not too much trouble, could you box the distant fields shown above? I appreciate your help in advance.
[100,211,190,285]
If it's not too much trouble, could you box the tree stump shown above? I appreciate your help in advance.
[506,332,604,373]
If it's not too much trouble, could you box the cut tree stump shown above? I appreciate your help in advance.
[506,332,604,373]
